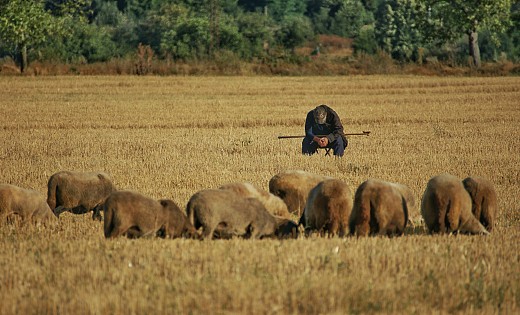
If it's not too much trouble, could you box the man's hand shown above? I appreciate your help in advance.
[313,136,329,147]
[319,137,329,147]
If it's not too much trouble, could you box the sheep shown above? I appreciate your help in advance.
[462,176,497,232]
[47,170,117,221]
[299,179,352,237]
[219,182,291,219]
[349,179,413,237]
[421,174,489,235]
[186,189,298,240]
[390,182,416,212]
[104,190,197,239]
[269,170,332,217]
[0,184,56,225]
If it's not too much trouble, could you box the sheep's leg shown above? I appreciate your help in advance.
[53,206,67,217]
[329,221,340,238]
[107,224,132,239]
[248,223,263,239]
[124,227,145,239]
[138,228,156,239]
[202,225,215,240]
[91,205,103,221]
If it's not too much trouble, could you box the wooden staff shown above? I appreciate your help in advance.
[277,131,371,139]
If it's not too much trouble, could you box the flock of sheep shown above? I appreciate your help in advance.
[0,170,496,239]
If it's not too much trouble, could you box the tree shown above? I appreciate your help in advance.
[0,0,56,72]
[375,0,422,61]
[354,24,378,54]
[235,11,273,58]
[308,0,373,38]
[390,0,421,61]
[0,0,92,72]
[275,15,314,52]
[114,0,153,18]
[504,1,520,61]
[266,0,307,22]
[376,1,395,54]
[420,0,512,67]
[238,0,269,12]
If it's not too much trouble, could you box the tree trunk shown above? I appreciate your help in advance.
[468,30,481,68]
[19,44,28,73]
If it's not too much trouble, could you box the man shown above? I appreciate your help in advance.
[302,104,347,157]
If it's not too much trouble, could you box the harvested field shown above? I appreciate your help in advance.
[0,75,519,314]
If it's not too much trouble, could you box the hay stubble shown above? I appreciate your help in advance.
[0,75,519,314]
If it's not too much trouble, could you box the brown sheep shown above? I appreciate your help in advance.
[219,182,291,219]
[299,179,352,237]
[186,189,298,240]
[47,170,117,221]
[349,179,413,237]
[462,176,497,232]
[104,190,197,239]
[421,174,489,235]
[0,184,56,225]
[390,181,418,227]
[269,170,332,217]
[390,182,416,211]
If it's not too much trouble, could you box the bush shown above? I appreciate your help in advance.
[275,15,315,51]
[354,25,378,55]
[38,21,117,63]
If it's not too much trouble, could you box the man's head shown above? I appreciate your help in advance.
[313,105,327,124]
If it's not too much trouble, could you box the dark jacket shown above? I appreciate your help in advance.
[304,105,346,145]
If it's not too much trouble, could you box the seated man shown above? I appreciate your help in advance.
[302,104,348,157]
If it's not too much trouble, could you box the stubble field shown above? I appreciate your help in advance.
[0,75,519,314]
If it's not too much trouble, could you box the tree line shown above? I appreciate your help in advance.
[0,0,518,73]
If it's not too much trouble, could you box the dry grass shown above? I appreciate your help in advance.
[0,75,519,314]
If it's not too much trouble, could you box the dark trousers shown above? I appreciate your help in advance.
[302,136,346,157]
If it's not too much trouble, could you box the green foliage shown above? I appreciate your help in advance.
[361,0,384,11]
[309,0,373,38]
[420,0,512,44]
[354,24,378,54]
[276,15,314,51]
[0,0,56,50]
[94,1,123,26]
[110,14,140,57]
[140,3,190,56]
[217,16,245,55]
[0,0,517,67]
[39,18,116,63]
[0,0,94,70]
[418,0,512,66]
[118,0,154,17]
[502,4,520,62]
[266,0,307,22]
[376,0,422,61]
[92,1,138,57]
[331,0,373,38]
[238,0,268,12]
[235,11,273,59]
[46,0,92,20]
[478,28,519,63]
[375,2,393,53]
[163,17,211,60]
[82,25,118,62]
[0,0,66,71]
